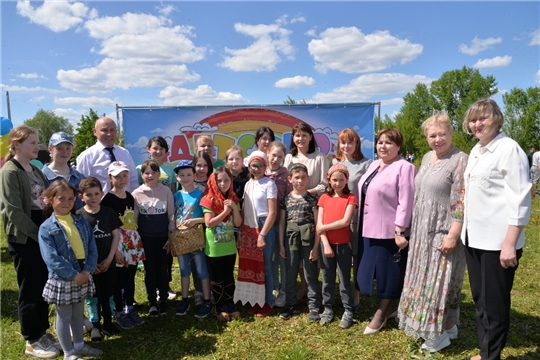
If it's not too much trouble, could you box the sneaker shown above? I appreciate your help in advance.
[275,291,286,308]
[447,325,458,340]
[90,327,102,343]
[132,302,144,310]
[279,306,296,320]
[195,302,213,319]
[40,333,62,351]
[148,305,159,317]
[225,302,241,320]
[102,322,121,336]
[25,339,59,359]
[339,311,355,329]
[194,291,203,306]
[256,303,273,318]
[216,305,230,322]
[127,310,145,325]
[175,299,190,316]
[308,309,320,322]
[64,355,84,360]
[421,331,451,353]
[75,344,103,357]
[159,303,168,316]
[116,314,134,330]
[272,289,280,299]
[168,287,177,300]
[319,308,333,326]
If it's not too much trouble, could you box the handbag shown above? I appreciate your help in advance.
[169,224,206,256]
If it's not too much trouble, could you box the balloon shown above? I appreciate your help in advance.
[30,159,44,169]
[0,133,9,159]
[1,117,13,136]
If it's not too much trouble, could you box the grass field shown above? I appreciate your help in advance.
[1,197,539,360]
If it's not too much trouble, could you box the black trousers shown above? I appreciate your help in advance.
[114,265,138,312]
[206,254,236,307]
[8,239,50,343]
[140,235,169,307]
[465,245,522,360]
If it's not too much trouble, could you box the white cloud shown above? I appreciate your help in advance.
[473,55,512,69]
[534,70,540,84]
[58,59,200,93]
[219,20,295,72]
[529,29,540,46]
[0,84,59,93]
[54,96,117,107]
[30,95,46,103]
[16,0,94,32]
[150,128,166,133]
[157,4,176,16]
[18,72,46,79]
[380,98,404,106]
[291,16,306,24]
[57,12,205,93]
[180,123,219,132]
[459,36,502,55]
[159,85,247,106]
[308,27,423,74]
[310,73,434,103]
[274,76,315,89]
[125,136,149,149]
[53,108,85,127]
[305,29,317,37]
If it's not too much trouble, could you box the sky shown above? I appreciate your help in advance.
[1,0,539,129]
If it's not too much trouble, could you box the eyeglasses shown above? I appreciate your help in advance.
[393,249,402,263]
[468,116,490,125]
[249,164,266,170]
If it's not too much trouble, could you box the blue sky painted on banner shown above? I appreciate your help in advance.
[1,1,539,128]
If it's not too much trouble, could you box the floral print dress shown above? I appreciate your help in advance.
[398,146,468,341]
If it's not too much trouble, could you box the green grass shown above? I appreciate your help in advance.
[2,198,539,359]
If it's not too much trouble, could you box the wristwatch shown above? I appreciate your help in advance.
[395,230,405,236]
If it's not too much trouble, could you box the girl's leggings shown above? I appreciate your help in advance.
[56,302,84,353]
[114,265,138,313]
[206,254,236,307]
[140,235,169,306]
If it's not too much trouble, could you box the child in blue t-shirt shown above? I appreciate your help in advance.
[173,160,213,318]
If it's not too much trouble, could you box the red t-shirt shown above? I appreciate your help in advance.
[317,193,357,244]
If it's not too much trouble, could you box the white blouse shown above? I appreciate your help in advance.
[461,132,531,251]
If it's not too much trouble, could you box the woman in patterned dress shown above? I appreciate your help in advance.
[398,113,468,352]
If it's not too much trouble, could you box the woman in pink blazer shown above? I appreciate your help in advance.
[356,128,416,335]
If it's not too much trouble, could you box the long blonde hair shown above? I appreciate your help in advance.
[5,126,39,161]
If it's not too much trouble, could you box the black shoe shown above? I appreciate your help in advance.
[102,322,121,336]
[159,303,168,316]
[279,306,296,320]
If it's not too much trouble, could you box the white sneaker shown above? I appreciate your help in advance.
[446,324,458,339]
[421,331,451,353]
[25,339,60,359]
[83,317,93,334]
[194,291,203,306]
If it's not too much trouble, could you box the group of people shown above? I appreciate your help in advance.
[0,98,532,360]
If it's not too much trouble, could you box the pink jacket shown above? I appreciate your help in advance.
[357,158,416,239]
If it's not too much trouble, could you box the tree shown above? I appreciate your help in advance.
[503,87,540,150]
[393,66,498,156]
[283,95,307,105]
[23,109,74,145]
[72,108,99,162]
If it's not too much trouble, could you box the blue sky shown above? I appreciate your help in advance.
[1,1,539,129]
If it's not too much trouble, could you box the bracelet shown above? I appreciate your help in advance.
[395,230,405,236]
[259,233,266,238]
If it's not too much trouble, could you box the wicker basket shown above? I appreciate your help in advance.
[169,224,205,256]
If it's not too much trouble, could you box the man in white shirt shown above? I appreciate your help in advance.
[76,117,139,193]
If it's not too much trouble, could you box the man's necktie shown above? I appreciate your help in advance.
[105,147,116,162]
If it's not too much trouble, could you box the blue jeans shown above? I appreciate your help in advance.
[178,250,209,280]
[258,216,276,307]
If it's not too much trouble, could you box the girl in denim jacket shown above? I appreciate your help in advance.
[38,179,102,360]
